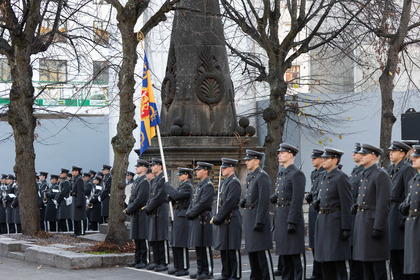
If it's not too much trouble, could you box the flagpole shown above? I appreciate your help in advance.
[155,124,174,222]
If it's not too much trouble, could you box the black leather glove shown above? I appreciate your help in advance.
[399,202,410,215]
[145,208,151,216]
[254,223,264,232]
[372,229,384,239]
[186,212,194,220]
[239,198,246,208]
[341,229,351,240]
[399,218,406,230]
[287,223,297,233]
[305,193,313,204]
[212,217,222,225]
[313,199,320,212]
[350,204,358,215]
[270,195,277,204]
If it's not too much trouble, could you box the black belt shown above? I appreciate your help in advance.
[358,204,375,211]
[409,210,420,217]
[319,207,339,214]
[245,204,254,210]
[277,201,290,207]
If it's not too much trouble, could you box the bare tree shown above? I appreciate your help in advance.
[220,0,369,184]
[104,0,179,245]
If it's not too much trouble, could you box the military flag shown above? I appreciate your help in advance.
[140,52,160,156]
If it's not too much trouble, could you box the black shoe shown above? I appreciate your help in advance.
[274,269,282,276]
[154,264,168,272]
[190,274,197,279]
[135,263,147,269]
[168,268,178,275]
[176,270,189,277]
[127,261,138,267]
[306,277,321,280]
[215,277,228,280]
[146,263,158,270]
[197,274,212,280]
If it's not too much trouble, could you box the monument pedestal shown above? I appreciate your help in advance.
[142,136,263,187]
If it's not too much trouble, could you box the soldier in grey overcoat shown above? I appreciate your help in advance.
[213,158,242,280]
[399,145,420,279]
[349,143,364,280]
[352,144,391,280]
[313,148,352,280]
[0,175,7,234]
[11,180,21,233]
[305,149,324,280]
[55,168,72,232]
[387,141,416,280]
[70,166,87,236]
[44,174,60,232]
[145,158,169,272]
[164,167,193,277]
[38,172,49,231]
[186,161,215,280]
[125,159,150,269]
[240,150,274,280]
[271,143,306,280]
[5,175,16,233]
[87,176,102,231]
[99,164,112,223]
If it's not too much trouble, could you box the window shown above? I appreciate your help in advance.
[93,21,109,45]
[40,18,67,42]
[93,61,109,84]
[0,58,11,82]
[285,65,300,84]
[39,59,67,82]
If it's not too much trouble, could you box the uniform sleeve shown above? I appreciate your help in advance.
[76,179,85,208]
[187,183,214,217]
[166,182,193,201]
[287,171,305,225]
[126,179,149,215]
[146,178,167,212]
[255,173,271,226]
[338,173,353,230]
[403,165,416,198]
[215,180,241,222]
[374,171,391,231]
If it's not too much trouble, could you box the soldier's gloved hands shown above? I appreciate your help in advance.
[287,223,297,233]
[212,217,222,225]
[145,208,152,216]
[350,204,358,215]
[399,218,406,230]
[305,193,313,204]
[239,198,246,209]
[186,212,194,220]
[341,229,351,240]
[253,223,264,232]
[53,200,58,205]
[313,199,320,212]
[399,202,409,215]
[372,229,384,239]
[270,195,277,205]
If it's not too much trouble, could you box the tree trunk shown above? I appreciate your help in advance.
[105,19,139,246]
[8,51,40,235]
[263,73,287,190]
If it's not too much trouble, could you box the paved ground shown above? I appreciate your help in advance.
[0,250,315,279]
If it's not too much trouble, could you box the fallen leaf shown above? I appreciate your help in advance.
[37,265,42,270]
[389,71,393,76]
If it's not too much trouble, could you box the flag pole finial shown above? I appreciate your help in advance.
[137,31,145,49]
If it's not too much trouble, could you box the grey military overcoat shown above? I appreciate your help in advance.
[308,167,324,249]
[55,179,72,220]
[45,183,59,222]
[126,175,149,240]
[165,180,193,248]
[353,164,391,261]
[272,164,306,255]
[404,173,420,274]
[214,174,242,251]
[100,173,112,217]
[314,167,352,262]
[71,175,87,221]
[242,167,273,253]
[146,172,169,242]
[187,177,214,247]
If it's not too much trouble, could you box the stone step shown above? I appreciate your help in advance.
[8,251,25,261]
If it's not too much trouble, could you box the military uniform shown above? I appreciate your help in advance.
[349,143,364,280]
[38,172,49,231]
[71,167,87,236]
[241,150,274,280]
[165,167,193,276]
[314,148,352,280]
[187,162,215,279]
[388,141,416,280]
[145,158,169,272]
[353,144,391,280]
[55,169,72,232]
[400,145,420,279]
[87,178,102,231]
[213,159,242,280]
[126,161,150,269]
[45,175,60,232]
[306,149,324,280]
[0,176,7,234]
[272,144,306,280]
[5,175,16,233]
[11,182,21,233]
[100,164,112,223]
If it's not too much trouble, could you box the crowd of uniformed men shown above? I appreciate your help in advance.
[1,140,420,280]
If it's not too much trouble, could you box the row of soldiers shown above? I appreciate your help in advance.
[0,165,113,236]
[125,140,420,280]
